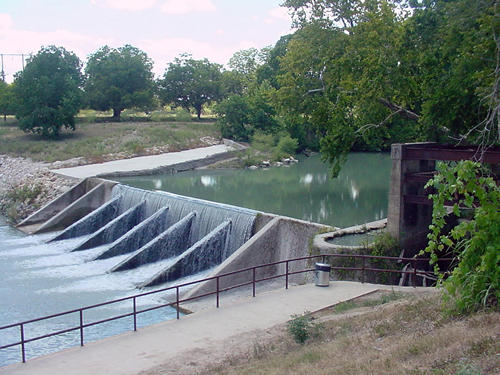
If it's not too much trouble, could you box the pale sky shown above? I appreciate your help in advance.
[0,0,293,82]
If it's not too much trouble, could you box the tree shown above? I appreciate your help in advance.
[277,0,498,176]
[13,46,83,137]
[0,81,16,122]
[216,81,280,141]
[85,45,155,120]
[158,55,223,119]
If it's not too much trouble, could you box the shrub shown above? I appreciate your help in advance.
[175,108,192,122]
[276,133,299,155]
[287,312,322,344]
[251,131,275,151]
[423,160,499,314]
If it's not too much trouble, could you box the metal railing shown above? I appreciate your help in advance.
[0,253,451,364]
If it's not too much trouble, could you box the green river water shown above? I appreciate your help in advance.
[115,153,391,228]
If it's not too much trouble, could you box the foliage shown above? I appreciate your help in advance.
[84,44,155,120]
[278,0,499,176]
[158,54,223,119]
[13,46,83,137]
[287,312,321,344]
[174,107,192,122]
[0,182,45,223]
[277,134,299,155]
[216,82,280,141]
[423,160,499,314]
[0,81,16,121]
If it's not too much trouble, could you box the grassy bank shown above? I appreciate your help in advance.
[0,118,220,163]
[205,291,499,375]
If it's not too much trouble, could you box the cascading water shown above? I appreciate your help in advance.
[46,184,256,287]
[48,195,122,242]
[72,200,146,251]
[111,185,256,257]
[140,220,233,288]
[111,212,196,272]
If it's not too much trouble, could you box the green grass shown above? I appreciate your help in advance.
[0,117,220,162]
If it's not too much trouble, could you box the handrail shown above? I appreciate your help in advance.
[0,253,452,364]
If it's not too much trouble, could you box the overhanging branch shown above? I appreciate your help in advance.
[378,98,420,122]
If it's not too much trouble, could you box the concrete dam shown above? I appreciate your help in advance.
[17,178,326,294]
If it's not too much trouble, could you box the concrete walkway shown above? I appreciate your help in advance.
[52,144,234,179]
[0,282,427,375]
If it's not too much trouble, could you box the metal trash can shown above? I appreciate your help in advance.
[314,263,331,287]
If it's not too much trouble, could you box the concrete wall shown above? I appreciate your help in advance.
[18,178,117,234]
[387,143,435,253]
[98,140,247,178]
[182,215,328,302]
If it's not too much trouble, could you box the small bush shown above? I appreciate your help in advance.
[287,312,322,344]
[251,131,275,152]
[175,108,192,122]
[276,134,298,155]
[124,140,145,155]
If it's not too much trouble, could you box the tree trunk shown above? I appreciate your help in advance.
[112,108,121,121]
[196,107,202,120]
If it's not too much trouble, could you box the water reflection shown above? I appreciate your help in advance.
[200,175,217,187]
[116,153,391,228]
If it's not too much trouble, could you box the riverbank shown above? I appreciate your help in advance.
[0,155,74,223]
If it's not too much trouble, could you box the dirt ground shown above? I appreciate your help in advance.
[140,290,499,375]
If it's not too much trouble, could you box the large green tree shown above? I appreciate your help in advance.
[13,46,83,137]
[158,55,223,119]
[278,0,498,175]
[85,45,155,120]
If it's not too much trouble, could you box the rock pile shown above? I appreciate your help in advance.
[0,155,73,223]
[247,156,299,170]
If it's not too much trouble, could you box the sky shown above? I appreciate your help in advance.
[0,0,294,82]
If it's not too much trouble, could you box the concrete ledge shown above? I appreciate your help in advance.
[182,215,329,302]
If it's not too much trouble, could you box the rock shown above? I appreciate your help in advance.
[248,165,258,170]
[261,160,271,167]
[282,158,291,164]
[275,162,283,167]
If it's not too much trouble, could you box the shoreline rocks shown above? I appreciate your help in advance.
[0,155,74,223]
[247,155,299,170]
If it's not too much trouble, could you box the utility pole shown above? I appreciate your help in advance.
[0,53,32,82]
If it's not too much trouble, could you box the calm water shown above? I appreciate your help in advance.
[116,153,391,228]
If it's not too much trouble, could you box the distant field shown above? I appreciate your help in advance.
[0,111,220,163]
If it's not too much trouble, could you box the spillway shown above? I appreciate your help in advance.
[45,183,257,288]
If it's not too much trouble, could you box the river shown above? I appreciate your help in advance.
[115,153,391,228]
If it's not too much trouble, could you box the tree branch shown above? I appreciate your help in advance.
[378,98,420,121]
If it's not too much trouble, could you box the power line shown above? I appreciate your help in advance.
[0,53,32,82]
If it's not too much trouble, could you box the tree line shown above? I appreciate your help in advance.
[0,0,498,173]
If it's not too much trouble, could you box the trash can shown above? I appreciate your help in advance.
[314,263,331,287]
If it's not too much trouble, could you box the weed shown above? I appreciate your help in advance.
[287,312,322,344]
[175,108,192,122]
[455,363,482,375]
[333,300,358,313]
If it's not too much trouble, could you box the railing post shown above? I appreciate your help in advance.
[252,268,256,298]
[216,277,220,308]
[412,259,417,288]
[20,323,25,363]
[176,286,180,320]
[79,310,84,346]
[285,261,289,290]
[322,255,326,264]
[361,256,365,283]
[133,297,137,331]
